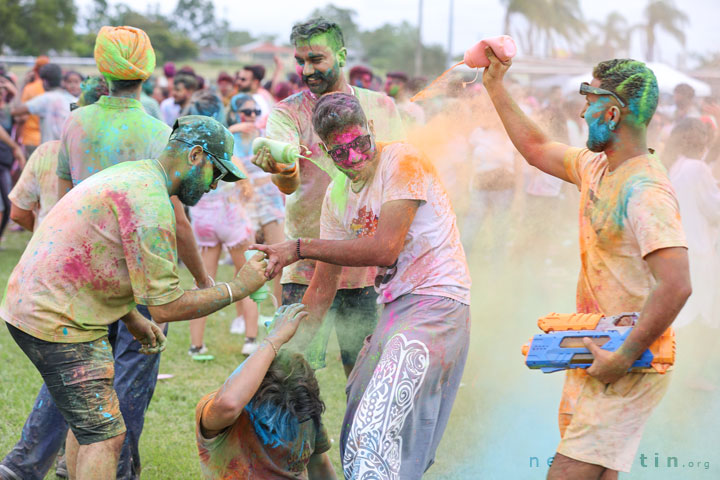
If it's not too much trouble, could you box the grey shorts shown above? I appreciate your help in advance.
[6,323,125,445]
[340,294,471,479]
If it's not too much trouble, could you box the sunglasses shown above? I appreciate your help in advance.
[579,82,626,108]
[239,108,261,116]
[172,138,229,184]
[322,132,374,164]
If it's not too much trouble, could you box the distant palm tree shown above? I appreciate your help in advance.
[501,0,586,57]
[585,11,630,60]
[637,0,689,61]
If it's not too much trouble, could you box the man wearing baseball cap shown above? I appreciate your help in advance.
[0,115,262,480]
[0,26,215,480]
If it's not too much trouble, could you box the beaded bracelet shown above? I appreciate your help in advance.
[264,337,279,356]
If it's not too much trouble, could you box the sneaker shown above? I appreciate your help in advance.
[241,338,258,355]
[55,455,68,478]
[188,344,208,356]
[230,316,246,335]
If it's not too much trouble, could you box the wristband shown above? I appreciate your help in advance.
[264,338,279,357]
[296,238,305,260]
[221,282,233,303]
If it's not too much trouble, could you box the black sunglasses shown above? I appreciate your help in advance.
[239,108,261,116]
[323,134,373,163]
[579,82,626,108]
[171,138,228,184]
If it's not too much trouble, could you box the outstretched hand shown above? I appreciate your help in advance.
[482,46,512,88]
[583,337,634,384]
[249,241,299,279]
[267,303,309,345]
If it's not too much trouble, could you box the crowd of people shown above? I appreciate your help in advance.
[0,13,718,480]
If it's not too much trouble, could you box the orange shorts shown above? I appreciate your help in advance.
[556,369,671,472]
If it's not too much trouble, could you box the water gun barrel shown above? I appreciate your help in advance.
[251,137,300,165]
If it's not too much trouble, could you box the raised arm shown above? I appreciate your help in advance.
[198,304,308,437]
[482,48,571,182]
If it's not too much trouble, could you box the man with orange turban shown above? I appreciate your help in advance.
[94,25,156,83]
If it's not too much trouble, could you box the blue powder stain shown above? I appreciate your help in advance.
[77,210,82,215]
[38,400,43,408]
[85,149,90,154]
[174,171,180,177]
[99,406,103,411]
[246,400,299,448]
[102,413,112,418]
[95,393,100,398]
[63,327,68,335]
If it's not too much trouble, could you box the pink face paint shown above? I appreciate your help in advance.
[325,125,375,179]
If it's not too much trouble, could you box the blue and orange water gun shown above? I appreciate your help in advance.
[521,312,675,374]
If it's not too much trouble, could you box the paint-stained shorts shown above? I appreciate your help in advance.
[6,323,125,445]
[249,181,285,229]
[190,196,254,249]
[557,368,672,472]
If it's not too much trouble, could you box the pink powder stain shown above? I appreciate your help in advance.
[63,251,93,284]
[105,190,137,233]
[62,242,121,292]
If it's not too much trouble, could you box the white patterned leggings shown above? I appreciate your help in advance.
[340,294,471,479]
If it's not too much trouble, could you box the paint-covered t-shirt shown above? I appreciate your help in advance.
[563,147,687,315]
[267,86,405,288]
[0,160,183,343]
[8,140,60,229]
[195,391,331,479]
[321,142,471,305]
[25,89,77,143]
[57,96,171,184]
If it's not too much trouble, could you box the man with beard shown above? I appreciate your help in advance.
[484,53,691,478]
[0,26,212,480]
[171,72,199,118]
[236,65,274,120]
[252,17,405,377]
[0,115,268,480]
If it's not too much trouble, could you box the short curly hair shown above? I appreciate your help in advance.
[312,92,367,141]
[248,351,325,447]
[290,17,344,51]
[592,59,658,126]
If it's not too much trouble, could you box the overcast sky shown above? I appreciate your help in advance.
[77,0,719,67]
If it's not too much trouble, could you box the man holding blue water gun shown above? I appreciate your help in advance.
[484,49,691,478]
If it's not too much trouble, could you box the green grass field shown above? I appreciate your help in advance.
[0,209,582,479]
[5,207,718,480]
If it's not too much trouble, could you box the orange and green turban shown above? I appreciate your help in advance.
[94,26,156,81]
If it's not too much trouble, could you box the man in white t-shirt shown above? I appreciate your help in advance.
[12,64,76,143]
[253,92,471,479]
